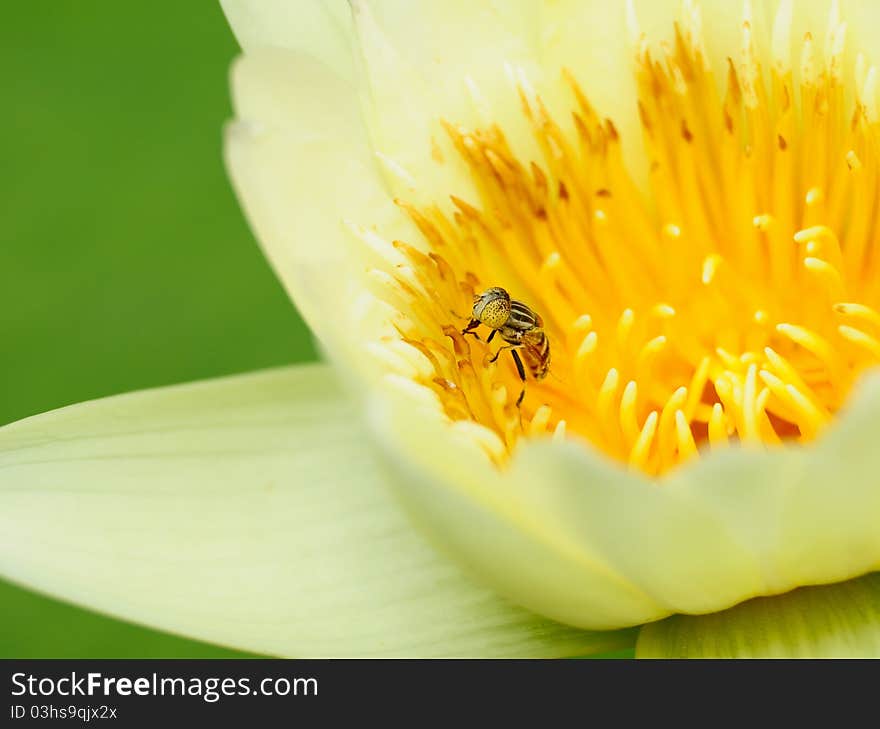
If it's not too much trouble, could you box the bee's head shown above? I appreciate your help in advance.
[471,287,511,329]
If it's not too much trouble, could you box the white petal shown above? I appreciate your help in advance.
[220,0,355,82]
[0,364,632,657]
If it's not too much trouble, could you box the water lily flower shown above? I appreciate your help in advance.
[3,0,880,658]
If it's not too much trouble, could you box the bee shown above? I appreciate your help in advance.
[461,287,551,407]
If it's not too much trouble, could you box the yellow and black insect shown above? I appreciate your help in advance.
[461,286,551,407]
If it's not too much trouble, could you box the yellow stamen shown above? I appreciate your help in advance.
[709,401,729,443]
[363,4,880,474]
[675,410,698,462]
[629,411,659,471]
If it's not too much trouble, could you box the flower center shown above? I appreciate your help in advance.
[366,7,880,474]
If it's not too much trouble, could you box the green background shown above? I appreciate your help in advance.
[0,0,314,657]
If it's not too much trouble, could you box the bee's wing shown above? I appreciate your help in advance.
[521,329,550,378]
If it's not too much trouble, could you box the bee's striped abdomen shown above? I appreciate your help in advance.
[521,328,551,380]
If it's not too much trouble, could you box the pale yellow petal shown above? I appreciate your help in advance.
[841,0,880,62]
[220,0,355,81]
[369,371,880,630]
[225,49,419,354]
[665,371,880,602]
[369,378,671,630]
[350,0,546,201]
[0,365,633,657]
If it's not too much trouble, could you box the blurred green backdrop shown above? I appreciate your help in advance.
[0,1,315,657]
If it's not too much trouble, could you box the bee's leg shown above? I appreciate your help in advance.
[510,349,527,409]
[461,318,482,339]
[487,329,497,344]
[489,344,515,363]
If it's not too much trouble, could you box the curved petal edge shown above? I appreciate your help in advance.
[0,364,632,657]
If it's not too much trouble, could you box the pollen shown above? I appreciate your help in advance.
[364,6,880,474]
